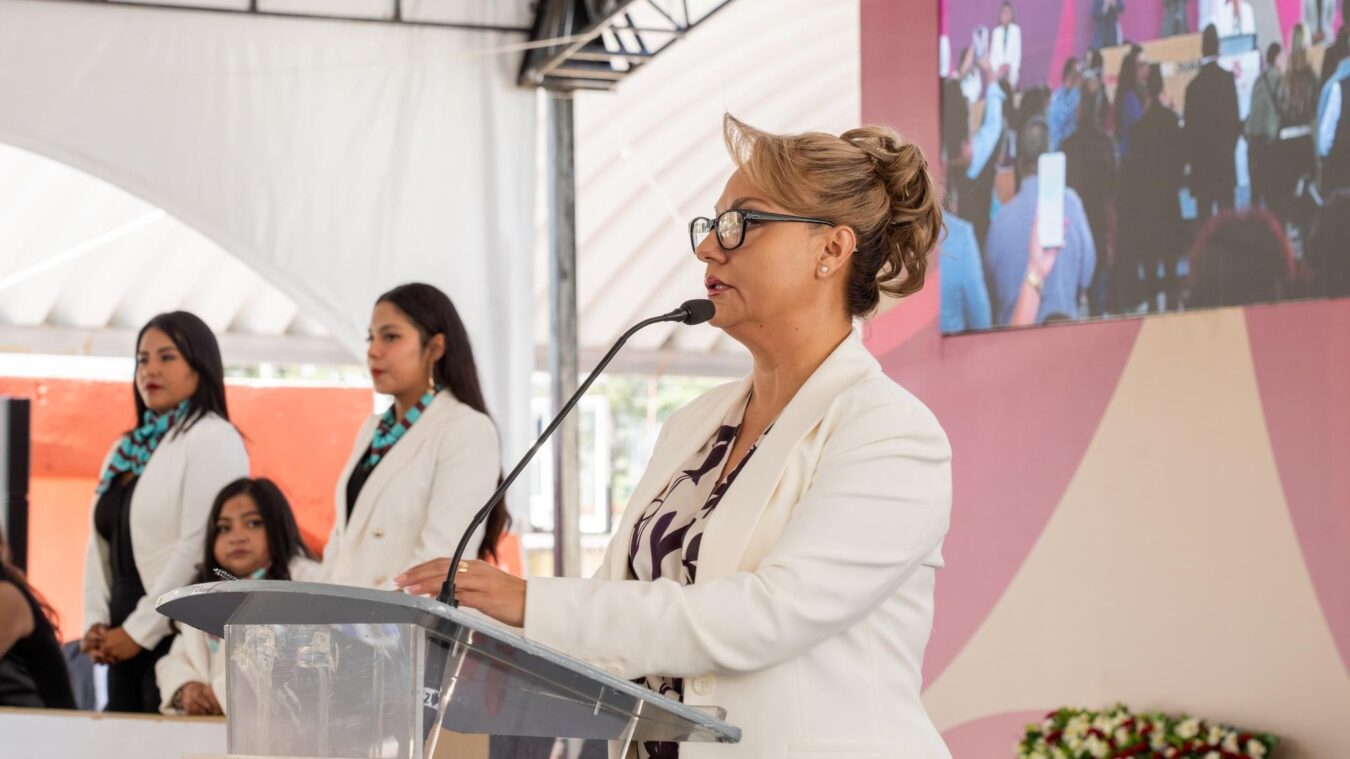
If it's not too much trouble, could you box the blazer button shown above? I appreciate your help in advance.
[690,675,714,695]
[373,528,385,538]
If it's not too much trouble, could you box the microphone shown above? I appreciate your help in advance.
[436,299,715,605]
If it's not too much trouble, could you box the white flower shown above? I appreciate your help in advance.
[1065,717,1088,741]
[1205,752,1220,759]
[1248,739,1268,757]
[1115,728,1132,745]
[1208,725,1224,745]
[1085,735,1110,759]
[1223,733,1240,753]
[1178,718,1201,739]
[1150,728,1168,750]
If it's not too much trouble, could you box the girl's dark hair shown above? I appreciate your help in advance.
[194,477,316,584]
[134,311,230,433]
[375,283,512,561]
[0,524,59,634]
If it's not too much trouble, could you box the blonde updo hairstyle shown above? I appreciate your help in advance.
[723,114,943,317]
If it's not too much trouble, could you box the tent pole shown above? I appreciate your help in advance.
[547,92,581,579]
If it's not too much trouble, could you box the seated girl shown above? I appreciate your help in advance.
[156,477,318,715]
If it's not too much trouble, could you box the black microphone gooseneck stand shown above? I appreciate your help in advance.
[436,299,716,606]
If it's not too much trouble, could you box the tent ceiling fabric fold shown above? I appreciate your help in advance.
[540,0,861,375]
[0,0,536,458]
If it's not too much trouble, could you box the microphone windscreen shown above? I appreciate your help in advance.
[680,299,716,325]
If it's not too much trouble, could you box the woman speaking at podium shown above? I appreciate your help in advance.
[402,116,953,758]
[321,283,509,589]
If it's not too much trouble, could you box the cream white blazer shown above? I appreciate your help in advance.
[82,412,249,649]
[156,556,320,714]
[524,334,953,759]
[321,391,501,590]
[989,22,1022,88]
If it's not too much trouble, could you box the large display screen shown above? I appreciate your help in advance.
[938,0,1349,333]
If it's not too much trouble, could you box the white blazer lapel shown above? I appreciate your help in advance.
[344,394,452,541]
[694,333,879,582]
[604,376,753,580]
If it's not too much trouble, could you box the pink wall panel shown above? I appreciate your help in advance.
[1245,299,1350,672]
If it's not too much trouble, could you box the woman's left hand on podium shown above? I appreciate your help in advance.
[396,558,526,628]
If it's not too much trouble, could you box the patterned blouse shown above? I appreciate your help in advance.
[626,393,770,759]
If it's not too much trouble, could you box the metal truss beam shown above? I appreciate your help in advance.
[520,0,737,92]
[26,0,532,34]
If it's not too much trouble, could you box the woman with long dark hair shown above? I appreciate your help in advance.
[0,524,76,709]
[156,477,317,715]
[322,283,508,590]
[80,311,248,713]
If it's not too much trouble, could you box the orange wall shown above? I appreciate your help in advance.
[0,377,373,639]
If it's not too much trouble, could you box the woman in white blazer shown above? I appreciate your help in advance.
[989,1,1022,88]
[81,311,249,713]
[321,283,507,591]
[157,477,318,715]
[401,116,953,758]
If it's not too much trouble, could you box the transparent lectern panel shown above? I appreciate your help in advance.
[156,581,740,755]
[423,627,728,745]
[227,622,428,758]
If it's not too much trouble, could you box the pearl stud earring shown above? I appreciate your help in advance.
[819,266,828,273]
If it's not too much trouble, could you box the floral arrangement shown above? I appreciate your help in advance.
[1017,704,1278,759]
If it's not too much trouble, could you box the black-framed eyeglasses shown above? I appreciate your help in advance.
[689,209,836,252]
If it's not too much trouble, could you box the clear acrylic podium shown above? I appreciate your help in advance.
[156,580,740,758]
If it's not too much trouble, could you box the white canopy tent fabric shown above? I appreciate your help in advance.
[555,0,862,376]
[0,0,864,440]
[0,143,349,365]
[0,0,537,455]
